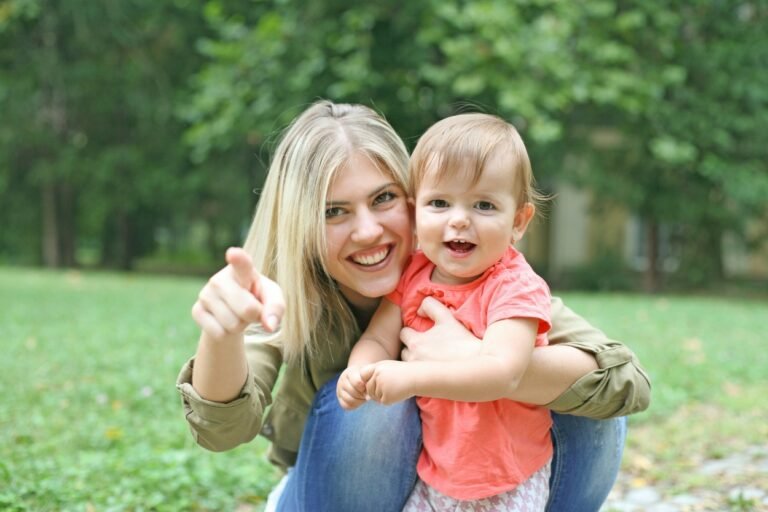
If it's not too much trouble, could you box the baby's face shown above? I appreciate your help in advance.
[414,153,522,285]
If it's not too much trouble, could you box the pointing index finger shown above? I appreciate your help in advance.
[226,247,255,291]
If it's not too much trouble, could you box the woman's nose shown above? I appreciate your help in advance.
[351,209,384,242]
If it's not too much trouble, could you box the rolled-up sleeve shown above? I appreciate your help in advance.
[176,339,282,451]
[546,297,651,419]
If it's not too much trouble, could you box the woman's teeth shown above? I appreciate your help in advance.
[352,248,389,266]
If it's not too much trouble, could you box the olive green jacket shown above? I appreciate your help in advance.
[176,297,651,471]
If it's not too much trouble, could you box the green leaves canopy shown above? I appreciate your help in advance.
[1,0,765,283]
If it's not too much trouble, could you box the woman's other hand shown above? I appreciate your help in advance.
[399,296,481,362]
[192,247,285,341]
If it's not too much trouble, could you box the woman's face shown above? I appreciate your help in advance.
[324,152,413,312]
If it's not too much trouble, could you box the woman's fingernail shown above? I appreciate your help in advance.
[266,315,279,331]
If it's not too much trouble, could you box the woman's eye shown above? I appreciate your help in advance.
[373,191,396,205]
[429,199,449,208]
[475,201,495,211]
[325,207,345,219]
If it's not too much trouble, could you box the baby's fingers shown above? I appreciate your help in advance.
[361,365,384,402]
[348,367,370,396]
[337,390,365,410]
[337,379,366,410]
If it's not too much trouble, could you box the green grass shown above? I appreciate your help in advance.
[1,267,766,510]
[0,267,281,511]
[558,292,768,423]
[559,291,768,508]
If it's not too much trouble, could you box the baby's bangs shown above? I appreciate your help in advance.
[420,130,507,189]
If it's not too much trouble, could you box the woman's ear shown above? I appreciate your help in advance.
[511,203,535,244]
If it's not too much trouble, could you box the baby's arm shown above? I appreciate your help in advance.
[337,299,403,410]
[365,317,538,404]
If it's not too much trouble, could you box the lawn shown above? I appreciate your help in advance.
[1,267,766,510]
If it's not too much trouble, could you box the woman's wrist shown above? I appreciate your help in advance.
[192,331,248,402]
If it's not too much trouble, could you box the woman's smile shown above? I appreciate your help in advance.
[348,243,394,268]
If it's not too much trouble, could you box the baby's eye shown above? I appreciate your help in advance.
[373,191,396,205]
[325,206,346,219]
[429,199,449,208]
[475,201,496,211]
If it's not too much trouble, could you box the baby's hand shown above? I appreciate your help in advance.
[337,366,368,410]
[361,361,414,405]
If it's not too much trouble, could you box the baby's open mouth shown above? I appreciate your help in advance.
[445,239,475,252]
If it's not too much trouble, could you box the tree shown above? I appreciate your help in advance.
[182,0,687,288]
[0,0,208,268]
[566,1,768,289]
[403,1,768,290]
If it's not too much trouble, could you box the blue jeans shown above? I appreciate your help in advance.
[277,374,626,512]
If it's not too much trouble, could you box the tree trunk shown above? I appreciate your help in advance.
[38,10,75,268]
[117,210,133,270]
[643,219,660,293]
[702,224,724,281]
[41,183,59,267]
[59,182,76,266]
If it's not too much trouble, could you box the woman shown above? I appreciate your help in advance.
[177,100,651,512]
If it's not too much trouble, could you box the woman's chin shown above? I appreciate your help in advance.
[338,276,398,311]
[359,277,399,299]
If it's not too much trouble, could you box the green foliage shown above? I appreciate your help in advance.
[555,251,637,291]
[184,0,767,291]
[0,0,213,268]
[570,2,768,284]
[181,1,439,158]
[0,0,765,288]
[183,1,690,161]
[728,493,760,512]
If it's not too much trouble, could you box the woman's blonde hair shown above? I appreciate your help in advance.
[243,100,409,365]
[409,113,544,209]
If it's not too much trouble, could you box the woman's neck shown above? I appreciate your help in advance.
[340,287,381,329]
[351,304,377,330]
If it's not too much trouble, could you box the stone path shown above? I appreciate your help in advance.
[602,445,768,511]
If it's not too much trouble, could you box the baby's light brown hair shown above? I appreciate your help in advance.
[409,113,544,209]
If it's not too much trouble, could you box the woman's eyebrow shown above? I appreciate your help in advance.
[368,182,398,198]
[326,183,398,205]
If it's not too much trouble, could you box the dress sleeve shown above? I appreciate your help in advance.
[486,270,552,338]
[545,296,652,419]
[175,337,283,451]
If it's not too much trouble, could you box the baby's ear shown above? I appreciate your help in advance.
[512,203,535,243]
